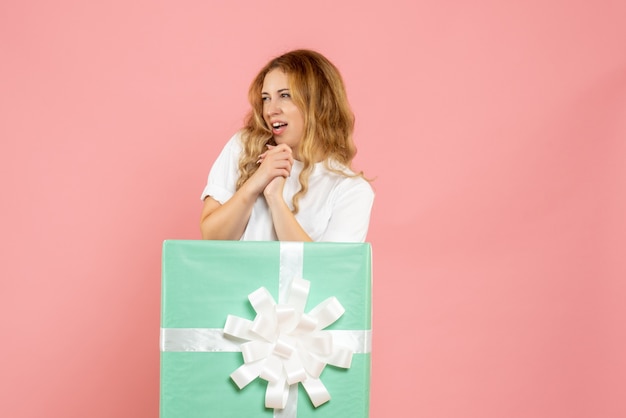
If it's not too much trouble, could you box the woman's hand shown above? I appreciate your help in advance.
[253,144,293,197]
[253,143,312,242]
[199,144,293,241]
[263,175,286,203]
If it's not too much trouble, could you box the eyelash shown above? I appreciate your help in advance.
[262,93,291,102]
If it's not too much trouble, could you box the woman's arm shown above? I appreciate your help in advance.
[199,182,258,240]
[263,176,313,242]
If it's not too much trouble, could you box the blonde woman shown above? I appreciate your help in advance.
[200,49,374,242]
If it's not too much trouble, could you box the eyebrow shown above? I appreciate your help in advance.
[262,88,290,95]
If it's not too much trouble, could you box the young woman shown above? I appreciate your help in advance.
[200,49,374,242]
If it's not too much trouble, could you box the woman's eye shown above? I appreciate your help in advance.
[261,96,270,102]
[281,93,290,98]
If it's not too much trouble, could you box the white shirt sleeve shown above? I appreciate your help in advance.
[319,177,375,242]
[200,133,242,203]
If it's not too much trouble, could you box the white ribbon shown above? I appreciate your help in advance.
[160,242,371,417]
[160,328,370,354]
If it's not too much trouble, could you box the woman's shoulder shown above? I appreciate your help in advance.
[228,130,246,146]
[323,159,369,178]
[319,160,374,193]
[219,130,245,155]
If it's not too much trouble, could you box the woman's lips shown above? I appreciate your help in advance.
[272,122,287,135]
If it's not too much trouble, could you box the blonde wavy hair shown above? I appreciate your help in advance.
[236,49,364,214]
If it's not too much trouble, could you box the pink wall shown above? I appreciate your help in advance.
[2,1,625,417]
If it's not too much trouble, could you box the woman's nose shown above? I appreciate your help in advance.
[266,100,280,116]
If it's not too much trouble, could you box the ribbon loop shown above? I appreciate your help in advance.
[301,378,331,408]
[273,337,295,359]
[266,378,289,409]
[291,313,317,335]
[286,277,310,312]
[223,315,254,340]
[230,360,265,389]
[275,305,298,333]
[249,287,276,314]
[260,354,284,383]
[302,332,333,356]
[283,353,307,384]
[251,311,278,342]
[308,297,345,330]
[241,340,272,363]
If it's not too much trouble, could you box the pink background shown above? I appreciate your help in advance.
[2,1,625,417]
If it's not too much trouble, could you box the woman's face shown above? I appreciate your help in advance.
[262,69,305,155]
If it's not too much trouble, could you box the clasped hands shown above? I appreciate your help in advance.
[252,143,294,202]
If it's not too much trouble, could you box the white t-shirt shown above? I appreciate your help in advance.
[201,132,374,242]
